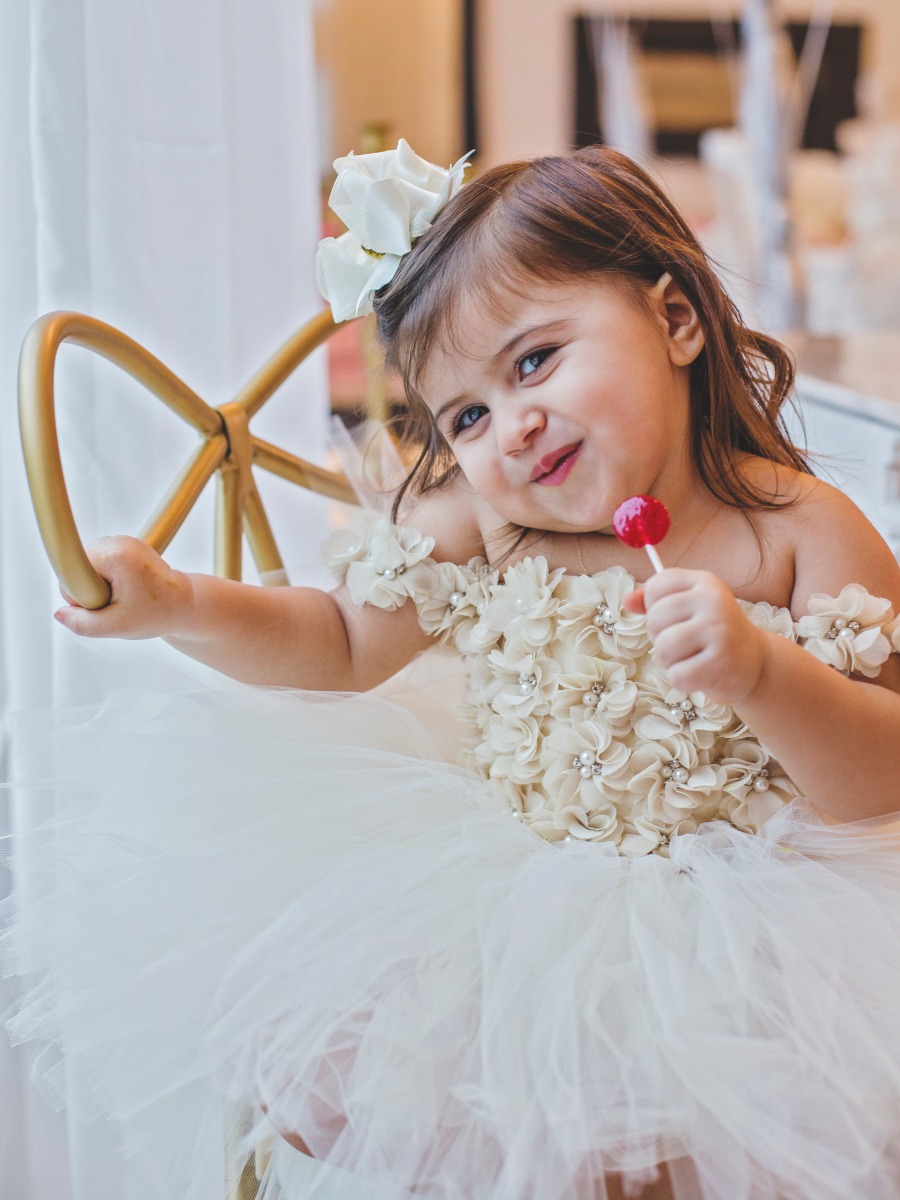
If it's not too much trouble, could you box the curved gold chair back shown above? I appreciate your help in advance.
[19,310,356,610]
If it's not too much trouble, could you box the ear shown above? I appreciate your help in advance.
[647,272,705,366]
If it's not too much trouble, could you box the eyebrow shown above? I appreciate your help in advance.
[497,318,570,361]
[432,319,572,422]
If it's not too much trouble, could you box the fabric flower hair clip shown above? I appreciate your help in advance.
[315,138,473,323]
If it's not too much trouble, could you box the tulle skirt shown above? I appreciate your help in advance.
[4,651,900,1200]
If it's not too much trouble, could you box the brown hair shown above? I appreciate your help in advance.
[373,145,810,523]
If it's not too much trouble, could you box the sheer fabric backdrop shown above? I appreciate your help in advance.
[0,2,328,1196]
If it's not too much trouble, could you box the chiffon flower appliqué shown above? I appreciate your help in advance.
[632,684,734,751]
[540,721,631,813]
[485,558,566,650]
[549,655,637,736]
[486,647,560,721]
[717,740,797,832]
[737,599,797,640]
[416,560,484,639]
[626,739,724,831]
[555,568,651,663]
[796,585,895,677]
[476,714,543,786]
[323,516,436,610]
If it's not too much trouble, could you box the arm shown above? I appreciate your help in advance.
[53,535,435,690]
[167,570,436,690]
[52,481,486,691]
[731,632,900,822]
[628,488,900,822]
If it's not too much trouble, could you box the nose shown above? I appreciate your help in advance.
[494,403,546,457]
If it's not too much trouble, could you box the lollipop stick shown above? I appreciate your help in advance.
[645,545,664,573]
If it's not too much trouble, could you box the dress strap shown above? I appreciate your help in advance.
[322,513,439,609]
[322,512,497,639]
[795,584,899,678]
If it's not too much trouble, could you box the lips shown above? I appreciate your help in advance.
[531,441,582,485]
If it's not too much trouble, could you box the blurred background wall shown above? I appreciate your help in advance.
[316,0,900,167]
[316,0,464,168]
[315,0,900,359]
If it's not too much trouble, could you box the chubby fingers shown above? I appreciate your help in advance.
[642,567,706,604]
[624,568,706,618]
[630,568,766,702]
[54,582,103,636]
[51,535,167,640]
[627,569,721,677]
[640,570,728,657]
[54,602,119,638]
[53,539,118,636]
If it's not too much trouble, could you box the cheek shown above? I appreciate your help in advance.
[456,445,500,492]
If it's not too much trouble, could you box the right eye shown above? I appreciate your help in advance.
[516,346,554,380]
[451,404,488,437]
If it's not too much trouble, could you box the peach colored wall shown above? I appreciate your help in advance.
[477,0,900,166]
[316,0,463,168]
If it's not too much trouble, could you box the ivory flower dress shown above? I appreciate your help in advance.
[6,512,900,1200]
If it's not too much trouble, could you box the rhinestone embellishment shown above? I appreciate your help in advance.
[572,750,604,779]
[377,564,407,580]
[825,617,861,641]
[661,759,690,784]
[592,604,616,633]
[669,698,698,722]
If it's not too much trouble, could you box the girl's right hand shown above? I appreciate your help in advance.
[625,568,766,706]
[53,536,193,640]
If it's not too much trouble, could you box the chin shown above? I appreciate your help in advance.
[496,495,616,535]
[547,502,619,535]
[515,513,612,537]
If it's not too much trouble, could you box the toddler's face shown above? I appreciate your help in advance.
[418,277,698,534]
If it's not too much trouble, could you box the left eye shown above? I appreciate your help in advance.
[517,347,554,379]
[452,404,488,437]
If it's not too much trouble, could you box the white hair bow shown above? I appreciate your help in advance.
[315,139,472,323]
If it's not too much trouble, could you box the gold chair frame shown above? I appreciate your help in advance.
[19,309,356,608]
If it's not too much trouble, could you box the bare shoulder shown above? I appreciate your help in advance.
[765,466,900,611]
[739,457,900,693]
[397,474,487,564]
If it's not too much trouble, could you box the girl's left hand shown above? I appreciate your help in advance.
[624,569,767,706]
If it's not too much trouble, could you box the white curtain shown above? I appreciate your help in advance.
[0,2,328,1196]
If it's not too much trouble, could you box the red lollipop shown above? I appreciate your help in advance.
[612,495,670,573]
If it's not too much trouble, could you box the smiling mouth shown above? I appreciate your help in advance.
[531,442,582,485]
